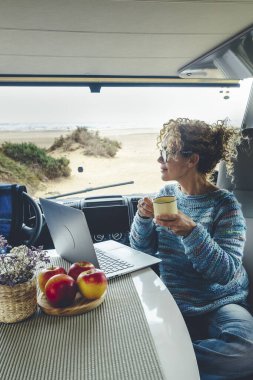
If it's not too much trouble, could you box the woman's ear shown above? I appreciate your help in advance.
[187,153,200,168]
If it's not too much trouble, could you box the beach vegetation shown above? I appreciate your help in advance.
[1,142,70,179]
[48,127,122,158]
[0,150,40,191]
[0,143,71,193]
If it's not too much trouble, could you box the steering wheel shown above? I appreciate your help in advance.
[20,192,43,246]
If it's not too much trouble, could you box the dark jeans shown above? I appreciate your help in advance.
[184,304,253,380]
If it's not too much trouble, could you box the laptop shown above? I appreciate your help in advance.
[39,198,161,279]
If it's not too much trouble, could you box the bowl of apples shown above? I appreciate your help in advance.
[37,262,108,316]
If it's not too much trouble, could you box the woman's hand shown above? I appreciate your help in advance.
[155,210,196,237]
[137,197,154,219]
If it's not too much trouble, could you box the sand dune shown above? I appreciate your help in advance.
[0,129,164,198]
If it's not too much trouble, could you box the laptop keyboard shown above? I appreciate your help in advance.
[95,248,134,274]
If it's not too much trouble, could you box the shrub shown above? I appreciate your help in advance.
[48,127,121,157]
[42,156,70,178]
[0,151,41,193]
[1,142,71,179]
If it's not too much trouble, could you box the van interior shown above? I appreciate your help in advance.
[0,1,253,308]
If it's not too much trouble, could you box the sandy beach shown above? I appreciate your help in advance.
[0,128,164,198]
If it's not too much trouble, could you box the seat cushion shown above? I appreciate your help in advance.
[243,218,253,308]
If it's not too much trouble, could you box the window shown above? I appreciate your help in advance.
[0,79,252,198]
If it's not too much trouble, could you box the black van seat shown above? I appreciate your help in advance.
[233,191,253,310]
[217,128,253,311]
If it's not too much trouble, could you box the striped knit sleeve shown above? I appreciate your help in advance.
[182,194,246,285]
[129,213,158,255]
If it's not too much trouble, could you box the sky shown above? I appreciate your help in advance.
[0,79,252,129]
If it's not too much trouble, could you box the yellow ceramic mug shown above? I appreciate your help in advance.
[153,196,178,217]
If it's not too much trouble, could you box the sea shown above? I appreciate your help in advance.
[0,122,100,131]
[0,122,159,135]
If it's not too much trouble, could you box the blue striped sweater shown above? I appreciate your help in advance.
[129,184,249,316]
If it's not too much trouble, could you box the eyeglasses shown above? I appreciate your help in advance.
[159,148,193,162]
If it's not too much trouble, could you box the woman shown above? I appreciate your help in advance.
[129,118,253,380]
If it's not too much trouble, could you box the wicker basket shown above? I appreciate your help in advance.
[0,278,37,323]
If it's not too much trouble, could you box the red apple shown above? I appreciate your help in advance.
[67,261,95,280]
[38,266,67,293]
[77,269,108,300]
[45,274,77,307]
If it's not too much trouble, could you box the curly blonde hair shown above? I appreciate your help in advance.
[157,118,245,180]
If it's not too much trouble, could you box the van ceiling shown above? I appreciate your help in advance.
[0,0,253,81]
